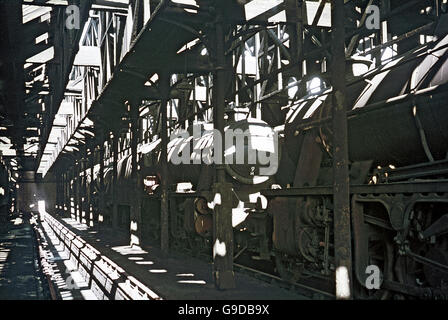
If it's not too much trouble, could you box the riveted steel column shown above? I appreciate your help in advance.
[65,172,70,216]
[75,159,81,222]
[331,0,353,300]
[79,156,83,223]
[98,138,105,227]
[112,131,119,229]
[285,0,304,91]
[160,72,170,254]
[60,173,65,215]
[69,167,74,219]
[79,153,85,224]
[212,7,235,290]
[56,172,62,215]
[82,148,88,225]
[130,100,142,247]
[71,163,76,220]
[62,172,67,215]
[88,147,94,227]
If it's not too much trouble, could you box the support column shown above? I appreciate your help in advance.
[64,172,67,215]
[78,158,82,223]
[60,173,65,214]
[68,171,72,217]
[112,131,119,229]
[82,149,88,225]
[62,172,67,215]
[130,100,142,247]
[68,167,74,219]
[88,147,94,227]
[75,159,81,222]
[285,0,304,93]
[159,72,170,254]
[98,139,105,227]
[131,0,144,40]
[212,8,235,290]
[56,172,62,215]
[331,0,352,300]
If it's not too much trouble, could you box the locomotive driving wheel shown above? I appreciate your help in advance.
[395,241,448,299]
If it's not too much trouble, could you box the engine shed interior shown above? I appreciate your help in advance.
[0,0,447,302]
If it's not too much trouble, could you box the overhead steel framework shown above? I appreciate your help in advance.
[0,0,95,175]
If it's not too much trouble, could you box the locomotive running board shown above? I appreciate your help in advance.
[261,180,448,197]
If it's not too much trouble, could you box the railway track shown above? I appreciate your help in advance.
[233,262,335,299]
[171,239,335,299]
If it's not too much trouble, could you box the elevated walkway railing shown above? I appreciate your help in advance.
[42,212,162,300]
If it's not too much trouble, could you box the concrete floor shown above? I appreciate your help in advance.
[0,213,47,299]
[53,215,308,300]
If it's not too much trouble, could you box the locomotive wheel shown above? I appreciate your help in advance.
[274,252,303,284]
[395,242,448,298]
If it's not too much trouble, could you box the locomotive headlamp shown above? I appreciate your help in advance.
[144,175,160,194]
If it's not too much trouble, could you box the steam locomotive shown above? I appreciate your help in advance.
[268,33,448,299]
[90,32,448,299]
